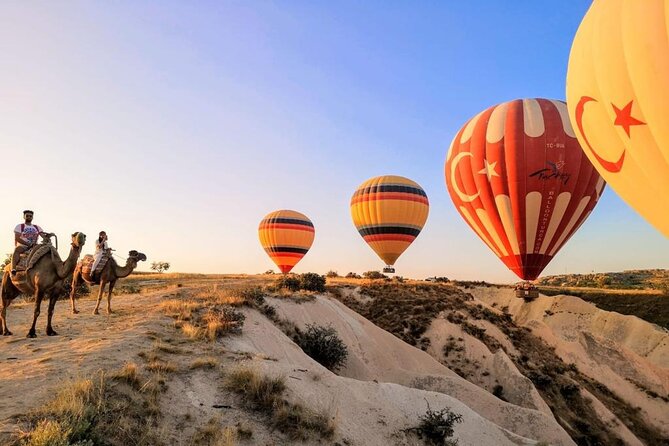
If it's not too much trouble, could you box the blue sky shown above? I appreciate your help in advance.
[1,1,667,282]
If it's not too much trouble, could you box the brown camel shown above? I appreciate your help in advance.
[1,232,86,337]
[69,250,146,315]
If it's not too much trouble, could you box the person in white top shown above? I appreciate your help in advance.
[92,231,110,273]
[11,210,51,275]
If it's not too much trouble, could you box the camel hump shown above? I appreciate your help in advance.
[25,245,57,270]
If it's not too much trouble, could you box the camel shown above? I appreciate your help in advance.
[69,250,146,315]
[1,232,86,337]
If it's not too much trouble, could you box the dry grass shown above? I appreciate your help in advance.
[190,357,219,370]
[159,299,203,321]
[180,322,204,340]
[161,289,247,342]
[15,368,163,446]
[111,362,142,389]
[153,339,182,354]
[190,416,238,446]
[224,367,334,440]
[146,358,177,374]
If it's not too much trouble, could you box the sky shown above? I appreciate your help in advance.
[0,1,667,282]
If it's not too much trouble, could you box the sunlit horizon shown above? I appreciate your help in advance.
[1,1,667,283]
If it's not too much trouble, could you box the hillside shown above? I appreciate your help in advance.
[1,274,667,446]
[537,269,669,291]
[534,270,669,329]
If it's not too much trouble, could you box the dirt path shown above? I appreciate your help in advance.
[0,288,176,438]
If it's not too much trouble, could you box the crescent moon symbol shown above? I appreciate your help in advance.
[450,152,480,202]
[575,96,625,173]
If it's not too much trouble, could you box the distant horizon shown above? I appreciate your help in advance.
[1,1,667,282]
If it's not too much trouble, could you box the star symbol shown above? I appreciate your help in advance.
[612,100,645,138]
[478,159,500,181]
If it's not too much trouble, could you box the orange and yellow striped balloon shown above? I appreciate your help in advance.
[351,175,429,267]
[258,210,315,274]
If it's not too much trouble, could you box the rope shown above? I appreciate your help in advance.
[112,252,127,262]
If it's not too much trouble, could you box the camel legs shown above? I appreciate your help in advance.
[69,268,81,314]
[46,290,58,336]
[93,280,106,315]
[106,280,116,314]
[1,274,13,336]
[27,287,43,338]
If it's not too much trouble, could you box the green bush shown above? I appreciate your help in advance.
[299,273,326,292]
[345,272,361,279]
[275,273,326,292]
[276,275,301,291]
[293,324,348,372]
[412,403,463,445]
[325,271,339,278]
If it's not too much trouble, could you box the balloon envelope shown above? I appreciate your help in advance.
[350,175,429,267]
[445,98,605,280]
[258,210,314,274]
[566,0,669,238]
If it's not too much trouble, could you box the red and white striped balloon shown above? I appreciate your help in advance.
[445,98,605,280]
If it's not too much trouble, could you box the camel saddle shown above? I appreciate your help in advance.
[15,244,57,273]
[81,254,110,284]
[9,244,60,288]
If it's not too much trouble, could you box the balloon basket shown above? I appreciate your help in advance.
[514,282,539,301]
[383,266,396,274]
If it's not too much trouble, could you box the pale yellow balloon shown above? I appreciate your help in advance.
[566,0,669,238]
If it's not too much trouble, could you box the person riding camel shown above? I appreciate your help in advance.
[11,210,52,275]
[91,231,111,273]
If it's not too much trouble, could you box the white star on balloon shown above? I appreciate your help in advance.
[478,159,500,181]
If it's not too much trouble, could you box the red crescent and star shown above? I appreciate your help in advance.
[574,96,646,173]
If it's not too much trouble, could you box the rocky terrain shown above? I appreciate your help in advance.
[1,274,667,445]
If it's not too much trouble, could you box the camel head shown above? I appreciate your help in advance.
[71,232,86,248]
[127,250,147,266]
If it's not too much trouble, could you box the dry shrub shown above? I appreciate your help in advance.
[225,368,285,411]
[203,308,245,340]
[224,367,334,440]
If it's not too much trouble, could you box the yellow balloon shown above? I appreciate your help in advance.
[350,175,429,268]
[566,0,669,237]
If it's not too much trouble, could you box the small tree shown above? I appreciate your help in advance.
[151,261,170,273]
[345,272,361,279]
[325,270,339,278]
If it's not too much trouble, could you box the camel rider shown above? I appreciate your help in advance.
[11,210,52,275]
[92,231,110,273]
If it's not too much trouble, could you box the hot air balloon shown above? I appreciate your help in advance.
[445,98,605,281]
[350,175,429,273]
[258,210,314,274]
[566,0,669,238]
